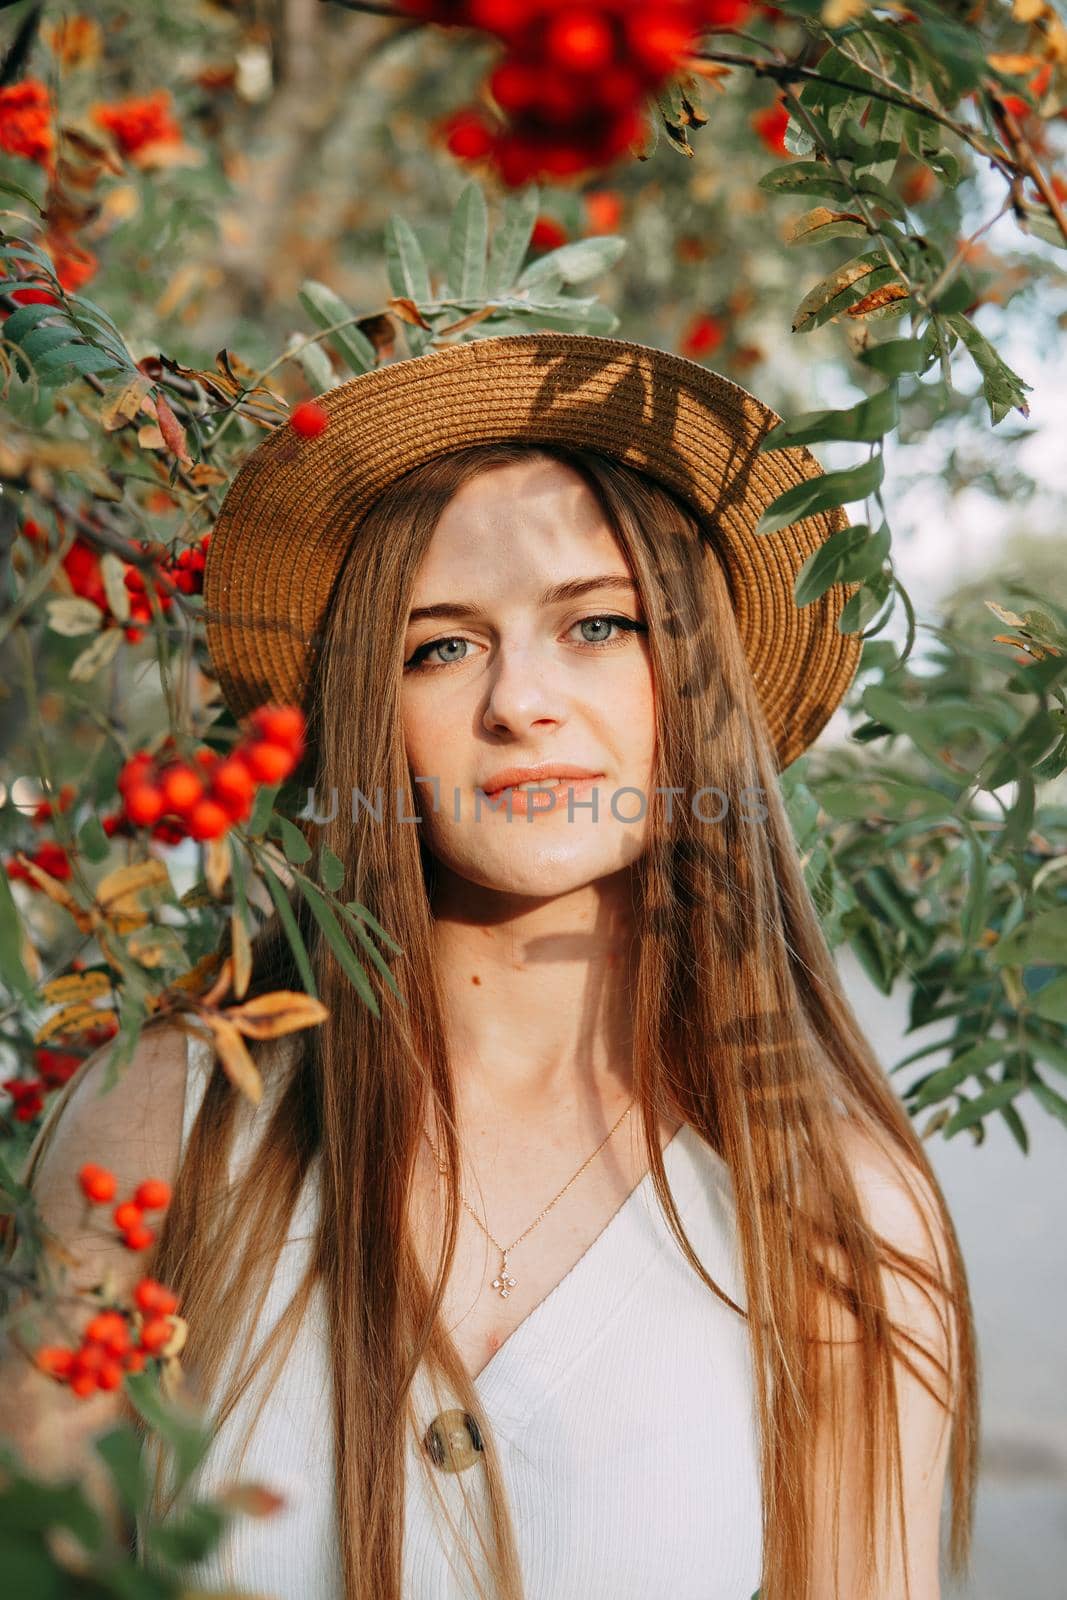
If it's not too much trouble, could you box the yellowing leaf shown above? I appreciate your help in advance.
[168,951,227,994]
[70,626,123,683]
[12,854,93,930]
[96,859,172,930]
[224,990,328,1040]
[205,834,230,899]
[204,1016,263,1104]
[46,597,105,637]
[34,1001,102,1043]
[98,374,153,432]
[40,971,113,1005]
[387,296,433,331]
[231,909,252,1001]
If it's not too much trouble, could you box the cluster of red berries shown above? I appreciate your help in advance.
[399,0,756,184]
[33,1166,180,1398]
[122,533,211,641]
[2,1023,119,1123]
[17,519,210,645]
[78,1165,172,1249]
[117,703,307,842]
[4,781,77,889]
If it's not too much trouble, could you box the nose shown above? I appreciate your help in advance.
[480,636,565,740]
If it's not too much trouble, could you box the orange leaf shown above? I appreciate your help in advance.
[202,1016,263,1105]
[223,990,328,1040]
[153,391,192,466]
[845,282,911,318]
[387,297,433,331]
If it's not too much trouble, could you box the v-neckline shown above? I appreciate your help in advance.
[468,1119,691,1393]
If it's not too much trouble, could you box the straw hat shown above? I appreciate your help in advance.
[203,332,860,770]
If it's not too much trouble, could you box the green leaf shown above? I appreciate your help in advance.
[336,901,404,1001]
[147,1502,227,1567]
[0,867,35,1002]
[298,280,377,376]
[908,1039,1007,1110]
[124,1369,214,1498]
[754,453,884,536]
[945,313,1033,425]
[761,387,898,450]
[247,782,279,838]
[260,858,318,999]
[77,811,112,863]
[0,174,44,209]
[989,908,1067,968]
[837,568,892,633]
[276,815,312,865]
[296,879,380,1016]
[487,183,540,297]
[384,215,433,355]
[517,235,626,289]
[794,521,890,606]
[318,846,345,892]
[1032,973,1067,1024]
[1029,1074,1067,1131]
[343,899,404,955]
[858,338,930,378]
[31,342,126,386]
[446,180,489,301]
[944,1079,1024,1139]
[758,161,852,202]
[94,1424,149,1516]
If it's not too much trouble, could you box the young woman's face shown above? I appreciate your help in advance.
[400,456,656,900]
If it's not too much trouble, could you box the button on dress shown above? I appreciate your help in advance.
[155,1031,764,1599]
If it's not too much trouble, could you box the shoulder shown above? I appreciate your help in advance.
[837,1118,952,1274]
[23,1020,192,1288]
[823,1117,958,1397]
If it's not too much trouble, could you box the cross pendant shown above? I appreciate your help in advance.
[491,1252,517,1299]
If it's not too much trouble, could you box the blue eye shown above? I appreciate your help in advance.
[404,614,647,673]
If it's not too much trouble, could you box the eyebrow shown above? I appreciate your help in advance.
[407,575,639,625]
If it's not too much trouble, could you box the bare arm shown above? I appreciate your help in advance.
[0,1022,190,1536]
[808,1125,959,1600]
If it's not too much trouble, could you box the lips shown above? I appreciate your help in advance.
[480,763,602,796]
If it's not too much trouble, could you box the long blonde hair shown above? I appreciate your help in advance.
[21,440,978,1599]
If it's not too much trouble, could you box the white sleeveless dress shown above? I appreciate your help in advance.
[163,1031,764,1599]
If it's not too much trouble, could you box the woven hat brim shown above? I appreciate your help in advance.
[204,333,861,770]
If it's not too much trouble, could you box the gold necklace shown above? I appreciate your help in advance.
[422,1099,635,1300]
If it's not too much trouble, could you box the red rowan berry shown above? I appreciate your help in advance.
[70,1370,98,1398]
[125,781,165,826]
[187,797,231,841]
[79,1163,118,1204]
[289,400,330,438]
[85,1310,131,1355]
[211,756,256,819]
[160,763,204,816]
[122,1220,155,1250]
[139,1315,174,1353]
[134,1178,171,1211]
[123,1348,147,1374]
[113,1199,143,1231]
[97,1358,126,1391]
[244,740,295,785]
[134,1277,180,1316]
[250,705,305,749]
[35,1345,75,1379]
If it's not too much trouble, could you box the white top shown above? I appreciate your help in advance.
[165,1030,763,1599]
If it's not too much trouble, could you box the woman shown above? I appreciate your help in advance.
[11,335,977,1600]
